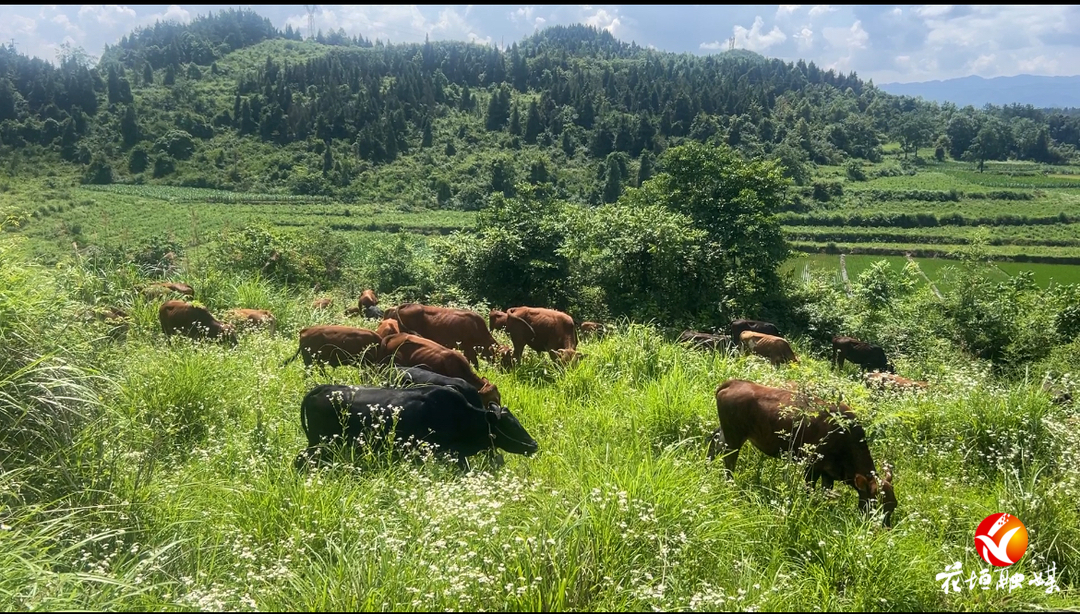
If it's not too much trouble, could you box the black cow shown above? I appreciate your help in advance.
[364,305,385,319]
[728,319,781,342]
[389,365,507,467]
[832,335,894,373]
[294,384,539,472]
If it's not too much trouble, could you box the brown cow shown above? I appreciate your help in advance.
[379,333,501,407]
[282,325,382,369]
[312,297,334,310]
[359,289,379,308]
[224,308,277,334]
[708,379,897,527]
[376,318,402,338]
[392,303,512,369]
[490,307,580,365]
[143,282,195,299]
[159,300,236,345]
[579,321,607,338]
[344,306,362,318]
[739,331,798,366]
[863,372,928,392]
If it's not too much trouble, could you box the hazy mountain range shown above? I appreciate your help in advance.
[877,74,1080,110]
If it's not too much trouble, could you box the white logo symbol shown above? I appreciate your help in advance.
[976,514,1021,565]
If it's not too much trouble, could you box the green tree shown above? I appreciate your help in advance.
[524,99,542,144]
[647,142,791,317]
[120,105,139,148]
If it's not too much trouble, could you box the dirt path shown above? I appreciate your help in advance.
[839,253,852,296]
[906,253,943,299]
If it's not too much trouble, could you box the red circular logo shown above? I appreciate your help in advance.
[974,513,1029,567]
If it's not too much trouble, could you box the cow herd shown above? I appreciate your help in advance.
[136,281,909,527]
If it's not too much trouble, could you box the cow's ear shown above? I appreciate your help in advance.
[854,473,869,492]
[883,465,895,484]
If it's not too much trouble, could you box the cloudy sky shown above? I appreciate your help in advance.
[1,5,1077,84]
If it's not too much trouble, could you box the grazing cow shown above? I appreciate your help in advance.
[739,331,799,366]
[224,308,277,334]
[293,384,539,472]
[708,379,897,527]
[359,289,379,308]
[833,336,894,373]
[375,318,402,339]
[281,325,382,369]
[490,307,580,365]
[143,282,195,300]
[344,306,362,317]
[312,297,334,310]
[678,330,735,352]
[158,300,237,345]
[864,372,928,392]
[391,303,512,369]
[579,321,607,337]
[380,333,501,407]
[728,319,781,343]
[364,305,384,319]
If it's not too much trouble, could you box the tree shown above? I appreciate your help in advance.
[421,121,433,148]
[163,64,176,86]
[120,105,139,148]
[946,114,979,160]
[490,155,516,196]
[636,151,654,187]
[647,142,791,318]
[322,141,334,175]
[143,62,153,85]
[602,159,621,203]
[897,113,932,158]
[524,99,542,144]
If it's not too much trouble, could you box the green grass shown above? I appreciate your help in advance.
[2,239,1078,611]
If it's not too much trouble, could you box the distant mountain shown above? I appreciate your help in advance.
[877,74,1080,110]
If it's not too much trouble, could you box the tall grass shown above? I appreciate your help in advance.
[0,239,1077,610]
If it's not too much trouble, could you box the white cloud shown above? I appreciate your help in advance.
[915,5,953,19]
[732,16,787,52]
[534,17,546,30]
[510,6,534,23]
[793,26,813,51]
[699,41,723,50]
[584,8,621,35]
[891,7,903,16]
[52,13,84,37]
[77,5,137,27]
[776,5,802,17]
[0,14,37,37]
[823,19,868,50]
[808,5,838,18]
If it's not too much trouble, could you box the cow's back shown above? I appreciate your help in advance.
[397,304,496,350]
[507,306,577,350]
[299,325,381,366]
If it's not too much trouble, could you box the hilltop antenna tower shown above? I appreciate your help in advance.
[304,5,318,40]
[729,36,735,51]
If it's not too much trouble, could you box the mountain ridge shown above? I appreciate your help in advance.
[877,74,1080,110]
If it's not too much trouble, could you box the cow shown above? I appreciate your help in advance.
[158,300,237,345]
[380,333,501,407]
[391,303,513,369]
[312,297,334,310]
[293,384,539,472]
[86,306,130,341]
[864,372,928,392]
[489,307,580,365]
[344,306,362,318]
[375,318,402,339]
[224,308,277,335]
[364,305,384,319]
[579,321,607,338]
[739,331,799,366]
[678,330,735,353]
[143,282,195,300]
[390,365,508,467]
[728,319,781,342]
[281,325,382,369]
[359,289,379,308]
[708,379,897,527]
[833,336,894,374]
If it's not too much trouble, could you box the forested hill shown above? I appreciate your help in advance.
[1,7,1079,207]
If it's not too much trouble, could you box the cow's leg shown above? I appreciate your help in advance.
[804,465,821,488]
[707,427,742,479]
[456,452,472,472]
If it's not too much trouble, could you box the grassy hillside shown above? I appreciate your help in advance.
[1,233,1077,610]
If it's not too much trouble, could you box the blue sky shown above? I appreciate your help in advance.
[1,5,1077,84]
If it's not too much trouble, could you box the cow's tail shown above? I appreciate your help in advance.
[281,346,302,367]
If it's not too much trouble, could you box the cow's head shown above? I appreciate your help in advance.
[489,309,508,331]
[486,404,539,457]
[854,467,897,528]
[478,378,501,407]
[217,322,239,347]
[554,348,582,365]
[495,344,515,369]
